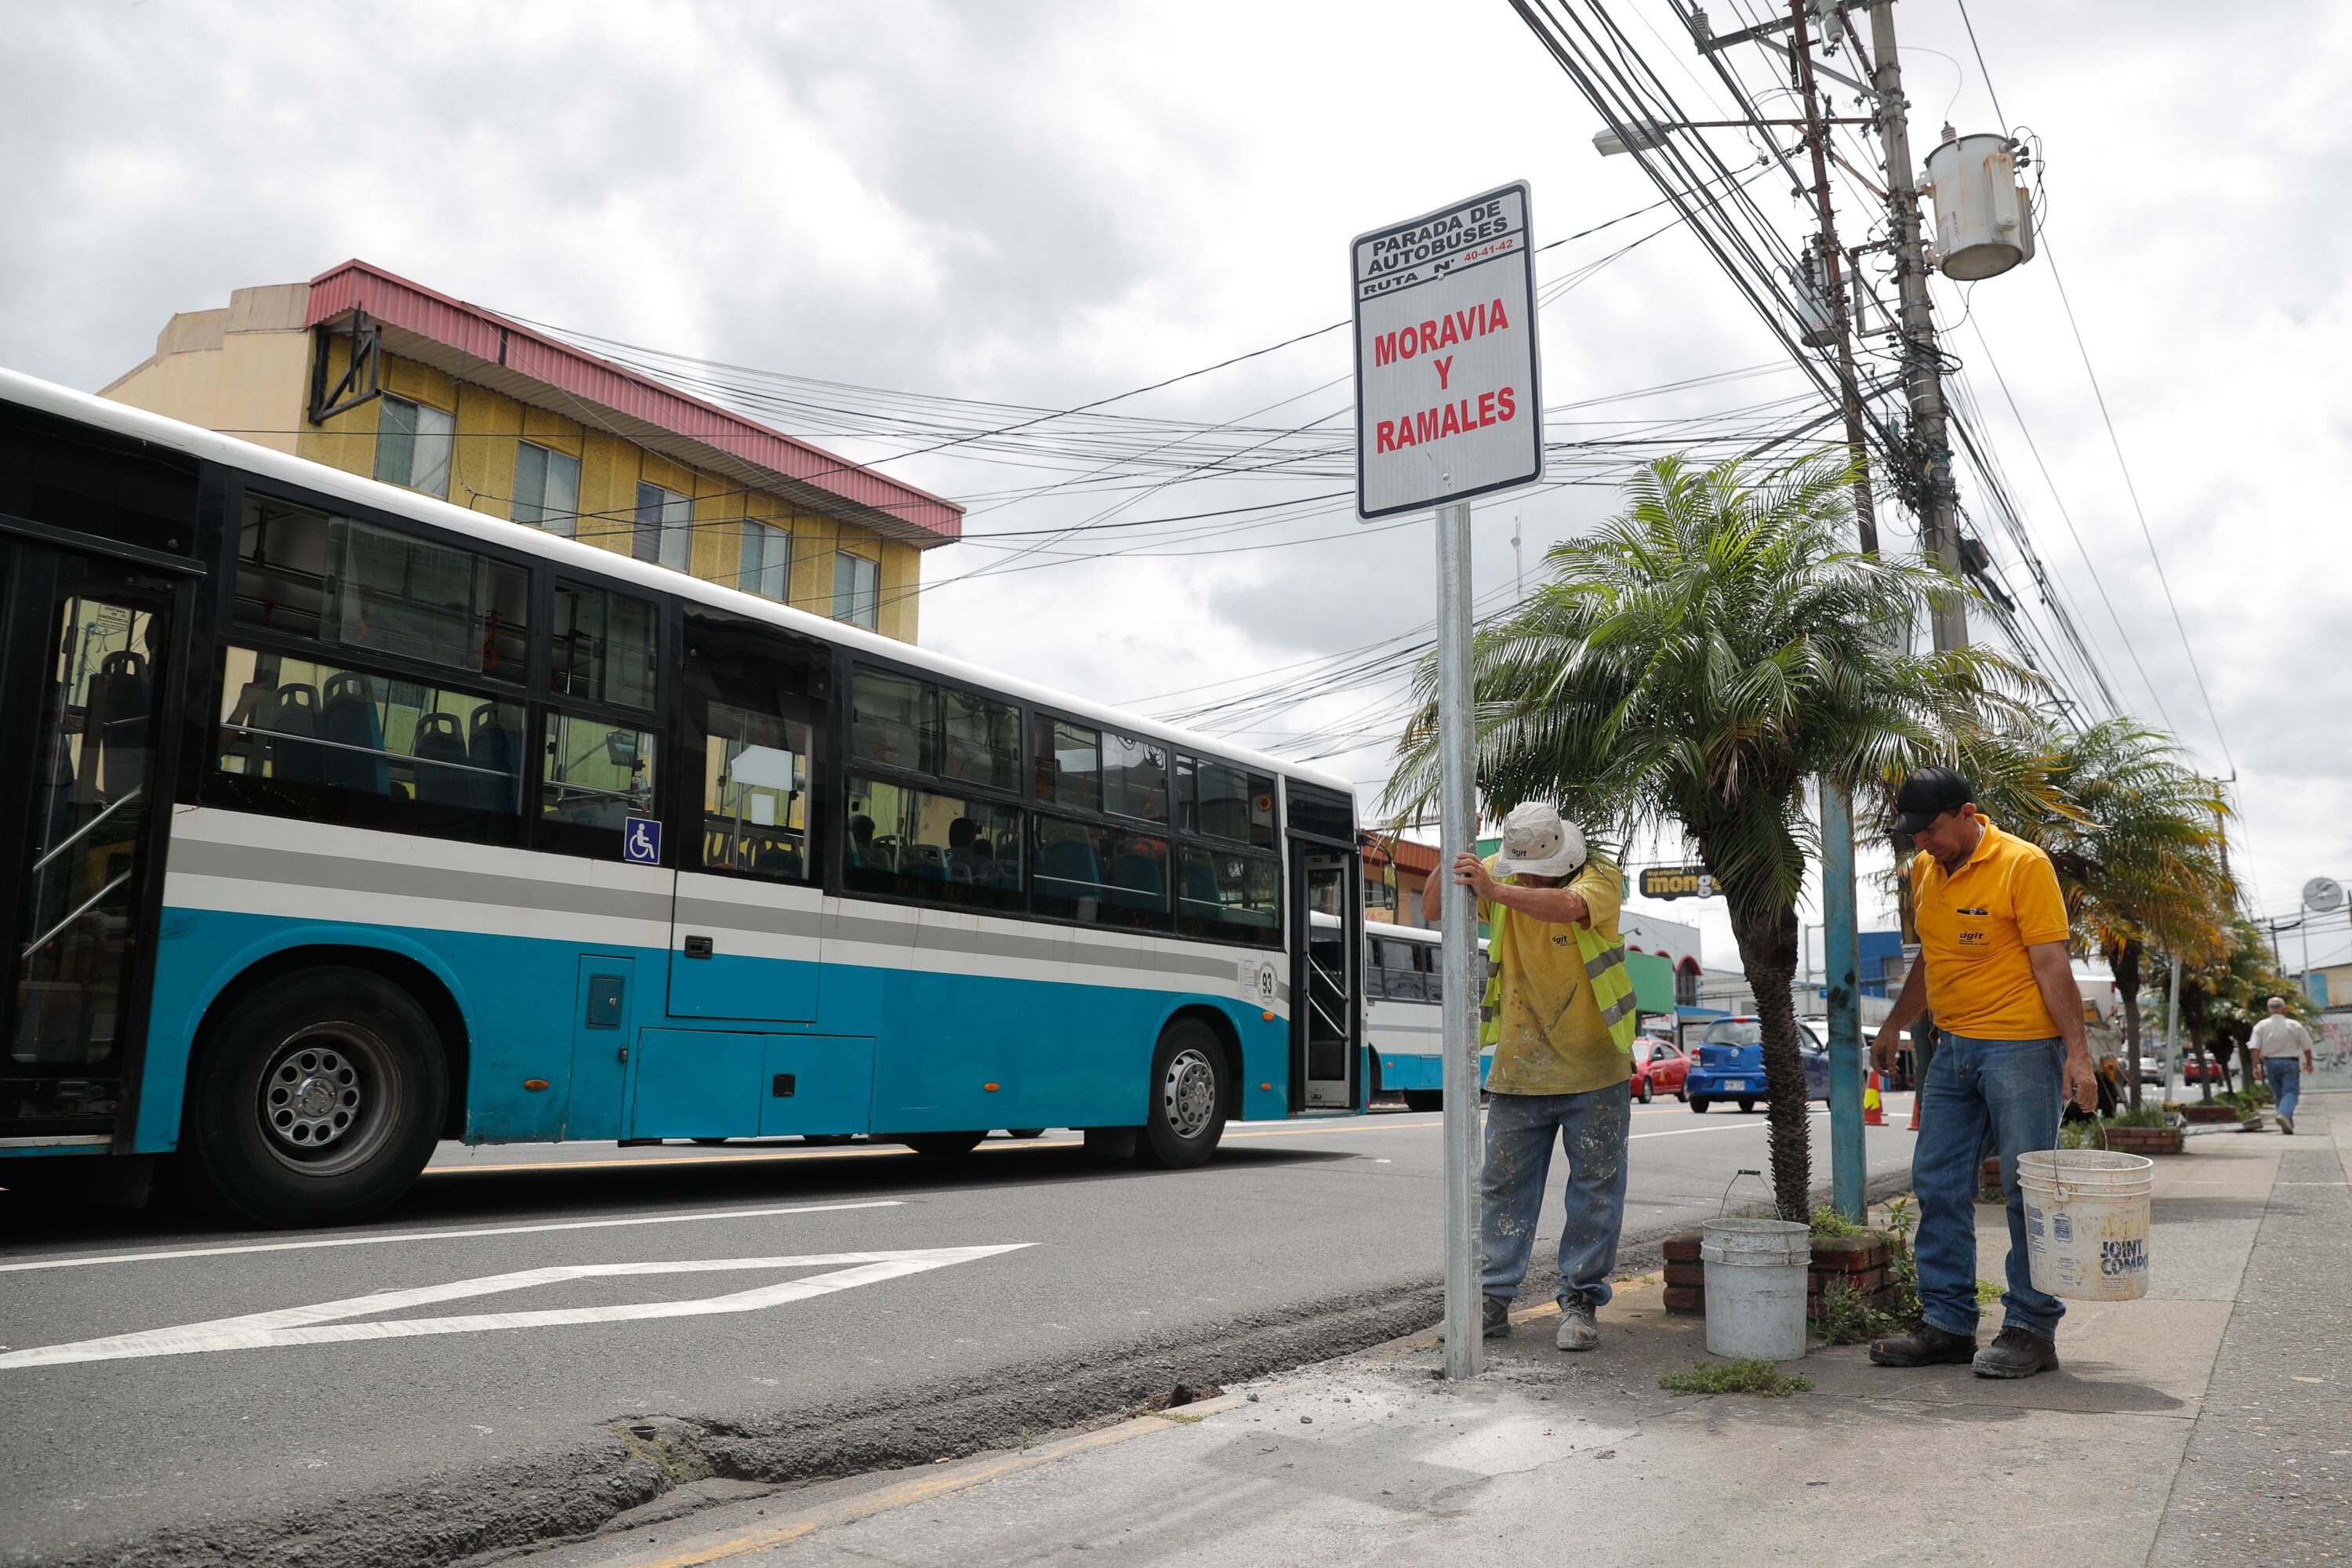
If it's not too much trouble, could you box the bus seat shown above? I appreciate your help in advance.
[1108,849,1166,910]
[261,684,325,784]
[320,671,389,795]
[1036,837,1100,900]
[83,650,152,800]
[411,713,471,806]
[1181,856,1222,909]
[466,707,523,814]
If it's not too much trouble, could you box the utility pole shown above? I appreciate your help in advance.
[1866,0,1965,652]
[1790,0,1868,1222]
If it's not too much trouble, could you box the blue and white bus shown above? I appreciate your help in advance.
[0,370,1367,1226]
[1363,920,1490,1110]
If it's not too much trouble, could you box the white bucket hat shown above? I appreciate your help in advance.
[1493,801,1587,879]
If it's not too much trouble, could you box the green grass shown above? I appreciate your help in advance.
[1976,1278,2004,1306]
[1661,1358,1814,1397]
[1808,1204,1871,1238]
[1813,1279,1901,1345]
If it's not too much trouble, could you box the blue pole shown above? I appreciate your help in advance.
[1822,779,1865,1222]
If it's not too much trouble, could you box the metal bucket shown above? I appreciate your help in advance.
[1700,1217,1811,1360]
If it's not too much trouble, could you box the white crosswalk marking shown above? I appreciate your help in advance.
[0,1245,1030,1370]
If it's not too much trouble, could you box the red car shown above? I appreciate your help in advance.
[1632,1036,1690,1103]
[2182,1055,2225,1083]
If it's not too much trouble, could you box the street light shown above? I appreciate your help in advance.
[1592,118,1671,157]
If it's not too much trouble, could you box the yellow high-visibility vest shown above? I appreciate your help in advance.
[1479,862,1639,1058]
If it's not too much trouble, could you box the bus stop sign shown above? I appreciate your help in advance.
[1352,182,1543,519]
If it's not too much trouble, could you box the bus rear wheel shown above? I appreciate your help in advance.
[186,967,448,1229]
[1138,1018,1228,1169]
[1403,1090,1443,1112]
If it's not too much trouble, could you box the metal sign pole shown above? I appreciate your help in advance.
[1435,492,1483,1381]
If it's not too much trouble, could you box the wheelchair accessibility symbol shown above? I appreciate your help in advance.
[622,815,662,865]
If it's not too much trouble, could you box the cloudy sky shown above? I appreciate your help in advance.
[7,0,2347,973]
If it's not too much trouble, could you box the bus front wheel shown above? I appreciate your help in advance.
[1403,1090,1443,1112]
[1138,1019,1228,1169]
[186,967,448,1229]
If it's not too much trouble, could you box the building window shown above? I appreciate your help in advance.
[375,394,455,498]
[513,443,580,535]
[634,482,691,572]
[739,521,789,602]
[833,551,879,630]
[1675,961,1702,1007]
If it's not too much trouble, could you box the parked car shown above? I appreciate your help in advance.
[2182,1055,2224,1083]
[1686,1017,1830,1112]
[1631,1036,1690,1103]
[2133,1054,2165,1087]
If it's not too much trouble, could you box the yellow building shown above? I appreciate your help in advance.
[100,260,959,642]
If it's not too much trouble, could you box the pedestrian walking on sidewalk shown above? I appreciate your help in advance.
[1449,802,1639,1352]
[1867,768,2099,1380]
[2248,996,2314,1134]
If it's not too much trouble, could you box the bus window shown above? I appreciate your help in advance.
[1103,733,1168,822]
[700,703,811,882]
[1044,720,1101,811]
[540,713,655,837]
[847,775,1022,911]
[214,646,524,821]
[1174,845,1279,946]
[1034,817,1168,930]
[235,499,527,679]
[550,581,656,711]
[1177,755,1273,847]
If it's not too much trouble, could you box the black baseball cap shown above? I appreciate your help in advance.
[1888,767,1974,836]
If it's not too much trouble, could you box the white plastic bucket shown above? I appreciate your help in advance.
[2016,1149,2154,1301]
[1700,1217,1811,1359]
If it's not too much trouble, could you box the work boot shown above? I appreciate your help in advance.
[1439,1296,1513,1342]
[1973,1325,2060,1379]
[1867,1320,1977,1367]
[1555,1301,1600,1352]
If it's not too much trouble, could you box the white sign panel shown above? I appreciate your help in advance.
[1352,181,1543,519]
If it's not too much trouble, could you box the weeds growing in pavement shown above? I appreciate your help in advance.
[1814,1279,1901,1345]
[1808,1204,1870,1238]
[1661,1359,1815,1397]
[1976,1279,2005,1306]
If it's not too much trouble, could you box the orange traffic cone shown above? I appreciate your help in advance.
[1907,1084,1922,1131]
[1864,1070,1886,1127]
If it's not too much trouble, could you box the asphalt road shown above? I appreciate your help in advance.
[0,1097,1919,1568]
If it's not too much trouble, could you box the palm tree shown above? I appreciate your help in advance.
[2027,720,2233,1108]
[1390,456,2038,1221]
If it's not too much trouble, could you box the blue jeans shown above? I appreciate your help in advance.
[1913,1033,2067,1341]
[2265,1058,2303,1122]
[1479,1085,1632,1309]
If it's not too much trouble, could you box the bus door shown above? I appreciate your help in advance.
[1290,848,1360,1109]
[0,541,183,1149]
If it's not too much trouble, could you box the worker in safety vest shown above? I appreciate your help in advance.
[1448,801,1638,1352]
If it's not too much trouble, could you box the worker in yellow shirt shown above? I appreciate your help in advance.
[1449,801,1637,1353]
[1868,768,2098,1380]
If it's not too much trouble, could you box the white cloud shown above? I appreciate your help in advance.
[5,0,2345,967]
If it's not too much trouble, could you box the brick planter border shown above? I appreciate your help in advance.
[2100,1126,2184,1156]
[1661,1226,1904,1319]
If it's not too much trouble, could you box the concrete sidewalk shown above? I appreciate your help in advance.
[502,1095,2351,1568]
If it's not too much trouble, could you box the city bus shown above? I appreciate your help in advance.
[1363,919,1490,1110]
[0,369,1365,1226]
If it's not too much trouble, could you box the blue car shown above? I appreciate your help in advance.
[1686,1017,1830,1112]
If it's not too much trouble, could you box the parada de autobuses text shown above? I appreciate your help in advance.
[1359,198,1515,295]
[1368,295,1521,454]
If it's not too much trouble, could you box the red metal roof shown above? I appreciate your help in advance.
[305,260,962,545]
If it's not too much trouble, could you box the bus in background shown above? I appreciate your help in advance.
[0,369,1364,1226]
[1363,920,1490,1111]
